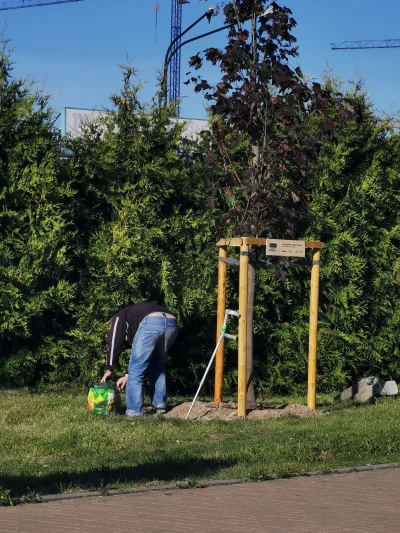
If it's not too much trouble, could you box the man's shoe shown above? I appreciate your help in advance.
[154,403,167,414]
[125,409,144,417]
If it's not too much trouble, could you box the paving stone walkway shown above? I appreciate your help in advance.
[1,468,400,532]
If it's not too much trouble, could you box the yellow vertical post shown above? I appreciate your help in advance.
[238,239,249,417]
[214,245,227,403]
[307,249,321,410]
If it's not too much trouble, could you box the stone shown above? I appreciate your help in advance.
[339,376,398,402]
[339,376,383,401]
[354,385,377,402]
[380,381,398,396]
[363,376,382,386]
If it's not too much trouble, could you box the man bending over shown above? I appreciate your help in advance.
[101,302,178,416]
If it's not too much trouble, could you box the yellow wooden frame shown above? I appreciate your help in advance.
[215,237,324,417]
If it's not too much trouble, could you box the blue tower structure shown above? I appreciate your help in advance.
[169,0,188,111]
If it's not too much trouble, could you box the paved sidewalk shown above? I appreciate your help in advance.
[1,468,400,532]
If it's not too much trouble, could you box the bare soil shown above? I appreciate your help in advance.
[164,401,316,421]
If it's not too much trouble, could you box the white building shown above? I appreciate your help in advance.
[61,107,208,140]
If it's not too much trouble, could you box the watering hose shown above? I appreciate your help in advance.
[185,309,240,420]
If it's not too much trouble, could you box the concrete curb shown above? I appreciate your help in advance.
[38,461,400,505]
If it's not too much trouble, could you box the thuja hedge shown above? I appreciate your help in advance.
[1,52,400,394]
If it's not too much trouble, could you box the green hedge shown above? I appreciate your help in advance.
[1,53,400,395]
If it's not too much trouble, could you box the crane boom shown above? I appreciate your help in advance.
[0,0,82,10]
[331,39,400,50]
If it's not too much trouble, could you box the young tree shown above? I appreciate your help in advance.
[188,0,356,235]
[187,0,358,405]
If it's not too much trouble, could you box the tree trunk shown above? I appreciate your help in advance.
[246,260,256,410]
[246,11,259,411]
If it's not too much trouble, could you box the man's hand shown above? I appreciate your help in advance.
[116,374,128,390]
[100,369,114,383]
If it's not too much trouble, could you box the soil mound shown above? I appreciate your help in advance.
[164,401,315,421]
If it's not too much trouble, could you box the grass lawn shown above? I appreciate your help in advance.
[1,390,400,502]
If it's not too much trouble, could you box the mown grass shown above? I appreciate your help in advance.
[1,390,400,501]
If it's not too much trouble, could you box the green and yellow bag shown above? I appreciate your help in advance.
[86,381,121,416]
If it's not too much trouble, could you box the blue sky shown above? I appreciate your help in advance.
[4,0,400,122]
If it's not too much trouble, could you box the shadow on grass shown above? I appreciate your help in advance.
[1,456,237,498]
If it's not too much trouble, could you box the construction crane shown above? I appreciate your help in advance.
[331,38,400,130]
[331,39,400,50]
[169,0,189,107]
[0,0,188,109]
[0,0,185,104]
[0,0,82,9]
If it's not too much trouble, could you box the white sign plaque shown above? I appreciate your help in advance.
[266,239,305,257]
[280,240,306,257]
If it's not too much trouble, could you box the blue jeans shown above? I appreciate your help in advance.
[126,316,178,415]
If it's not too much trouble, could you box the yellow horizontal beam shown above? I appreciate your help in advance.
[217,237,324,249]
[305,240,325,249]
[216,238,243,247]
